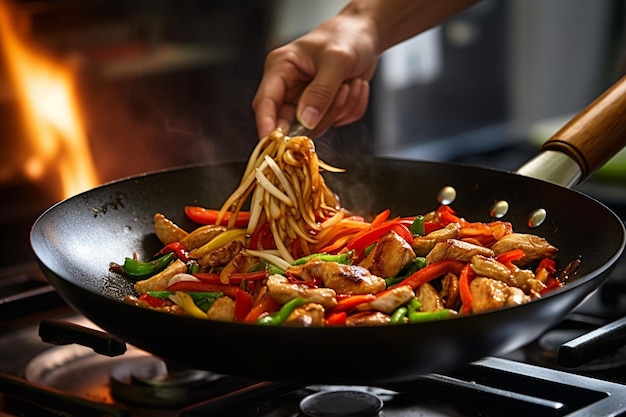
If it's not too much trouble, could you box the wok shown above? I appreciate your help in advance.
[31,76,626,384]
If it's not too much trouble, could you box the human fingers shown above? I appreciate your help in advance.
[295,49,356,130]
[333,78,370,127]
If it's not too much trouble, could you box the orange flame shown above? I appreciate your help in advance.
[0,0,98,199]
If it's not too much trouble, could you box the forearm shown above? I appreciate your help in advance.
[337,0,481,54]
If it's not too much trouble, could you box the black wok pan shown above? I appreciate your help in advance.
[31,77,626,384]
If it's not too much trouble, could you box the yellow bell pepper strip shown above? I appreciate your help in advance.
[121,252,175,279]
[168,291,207,319]
[164,281,253,321]
[188,228,246,259]
[389,259,465,290]
[459,263,475,315]
[408,309,457,323]
[157,241,189,262]
[257,296,307,326]
[184,206,251,227]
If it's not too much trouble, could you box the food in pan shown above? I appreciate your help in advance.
[112,129,577,326]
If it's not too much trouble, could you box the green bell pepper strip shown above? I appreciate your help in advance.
[257,296,307,326]
[408,309,456,323]
[390,307,408,324]
[292,250,354,266]
[385,257,426,287]
[148,291,223,312]
[409,215,425,236]
[122,252,175,279]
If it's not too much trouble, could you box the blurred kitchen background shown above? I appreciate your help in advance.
[1,0,625,268]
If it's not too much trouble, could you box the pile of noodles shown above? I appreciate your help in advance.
[215,129,370,264]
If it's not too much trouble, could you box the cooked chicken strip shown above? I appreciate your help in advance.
[491,233,558,266]
[346,311,390,326]
[153,213,188,244]
[134,259,187,294]
[359,230,416,278]
[362,285,415,314]
[197,240,244,268]
[180,224,226,251]
[284,303,325,327]
[425,239,494,265]
[266,274,337,308]
[206,296,235,321]
[441,272,460,309]
[415,282,445,312]
[412,222,461,256]
[469,277,531,314]
[470,255,536,292]
[286,259,386,295]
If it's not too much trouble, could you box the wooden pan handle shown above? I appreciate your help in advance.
[541,74,626,180]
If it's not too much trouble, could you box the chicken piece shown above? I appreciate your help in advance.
[180,225,226,251]
[346,311,390,326]
[197,240,244,268]
[425,239,494,265]
[361,285,415,314]
[134,259,187,293]
[359,231,416,278]
[470,255,535,292]
[415,282,445,312]
[153,213,188,244]
[469,277,531,314]
[284,303,325,327]
[286,259,386,295]
[412,223,461,256]
[206,296,235,321]
[491,233,558,266]
[266,274,337,308]
[440,272,460,309]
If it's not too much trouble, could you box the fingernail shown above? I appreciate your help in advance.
[299,106,320,130]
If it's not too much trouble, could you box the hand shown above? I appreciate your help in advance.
[252,12,378,138]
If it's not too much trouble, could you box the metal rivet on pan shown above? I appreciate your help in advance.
[490,200,509,219]
[437,186,457,205]
[528,208,547,228]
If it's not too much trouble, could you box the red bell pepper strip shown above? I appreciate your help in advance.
[459,263,475,315]
[194,271,268,285]
[245,290,282,322]
[249,222,275,250]
[184,206,250,227]
[436,205,465,226]
[392,259,465,290]
[536,258,556,275]
[157,241,189,262]
[496,248,525,266]
[165,281,252,321]
[138,293,167,308]
[330,294,376,312]
[346,221,412,260]
[325,311,347,326]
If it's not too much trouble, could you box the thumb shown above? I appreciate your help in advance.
[296,66,345,130]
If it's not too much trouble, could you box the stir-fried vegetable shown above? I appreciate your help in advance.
[114,128,577,326]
